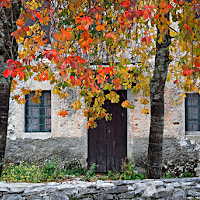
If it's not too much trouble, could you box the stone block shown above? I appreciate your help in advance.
[171,189,186,200]
[105,186,128,194]
[2,195,24,200]
[49,193,69,200]
[23,186,46,195]
[117,191,138,199]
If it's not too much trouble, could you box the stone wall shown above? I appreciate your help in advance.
[1,178,200,199]
[6,78,200,175]
[5,136,200,177]
[132,137,200,176]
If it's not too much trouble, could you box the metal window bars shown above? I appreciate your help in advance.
[25,91,51,132]
[185,93,200,131]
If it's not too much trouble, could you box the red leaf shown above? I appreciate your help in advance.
[113,78,120,84]
[36,12,42,19]
[121,0,130,8]
[167,4,173,9]
[195,59,200,68]
[125,11,134,20]
[19,71,25,80]
[23,26,30,31]
[183,69,190,76]
[103,67,111,74]
[142,37,146,42]
[6,59,20,69]
[135,10,143,18]
[10,70,15,78]
[3,69,11,78]
[42,50,58,61]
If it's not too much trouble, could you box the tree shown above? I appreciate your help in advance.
[1,0,200,178]
[0,0,21,176]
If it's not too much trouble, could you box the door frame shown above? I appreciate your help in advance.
[86,89,133,169]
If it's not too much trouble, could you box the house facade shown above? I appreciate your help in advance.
[5,77,200,176]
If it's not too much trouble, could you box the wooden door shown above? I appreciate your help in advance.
[88,90,127,172]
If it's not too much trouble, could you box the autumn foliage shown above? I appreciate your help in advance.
[1,0,200,128]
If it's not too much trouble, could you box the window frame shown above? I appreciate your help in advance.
[25,90,51,133]
[185,92,200,134]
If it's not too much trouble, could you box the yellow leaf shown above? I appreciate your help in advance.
[193,87,198,92]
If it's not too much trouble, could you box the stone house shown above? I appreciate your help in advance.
[4,1,200,175]
[5,77,200,176]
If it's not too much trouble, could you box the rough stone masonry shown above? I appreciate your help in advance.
[5,79,200,175]
[1,178,200,199]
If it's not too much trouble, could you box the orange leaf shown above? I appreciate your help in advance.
[61,28,71,40]
[75,16,82,24]
[148,5,155,10]
[154,14,159,19]
[87,38,93,44]
[106,32,112,38]
[144,10,149,20]
[96,25,102,31]
[159,1,167,9]
[95,13,101,21]
[69,4,74,10]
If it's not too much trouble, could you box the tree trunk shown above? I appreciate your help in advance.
[0,3,21,176]
[147,25,171,179]
[0,77,11,175]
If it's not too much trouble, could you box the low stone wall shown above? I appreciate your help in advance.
[1,178,200,199]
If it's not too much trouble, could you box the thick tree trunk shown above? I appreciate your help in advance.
[147,27,171,179]
[0,3,20,176]
[0,77,11,175]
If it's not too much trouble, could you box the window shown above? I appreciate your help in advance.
[25,91,51,132]
[185,93,200,132]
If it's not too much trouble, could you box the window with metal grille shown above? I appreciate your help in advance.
[25,91,51,132]
[185,93,200,131]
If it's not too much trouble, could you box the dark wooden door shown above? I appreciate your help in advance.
[88,90,127,172]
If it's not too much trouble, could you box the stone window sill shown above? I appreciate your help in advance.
[23,132,52,140]
[186,131,200,135]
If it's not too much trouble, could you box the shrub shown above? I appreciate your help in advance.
[1,159,86,182]
[120,158,146,180]
[1,161,42,183]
